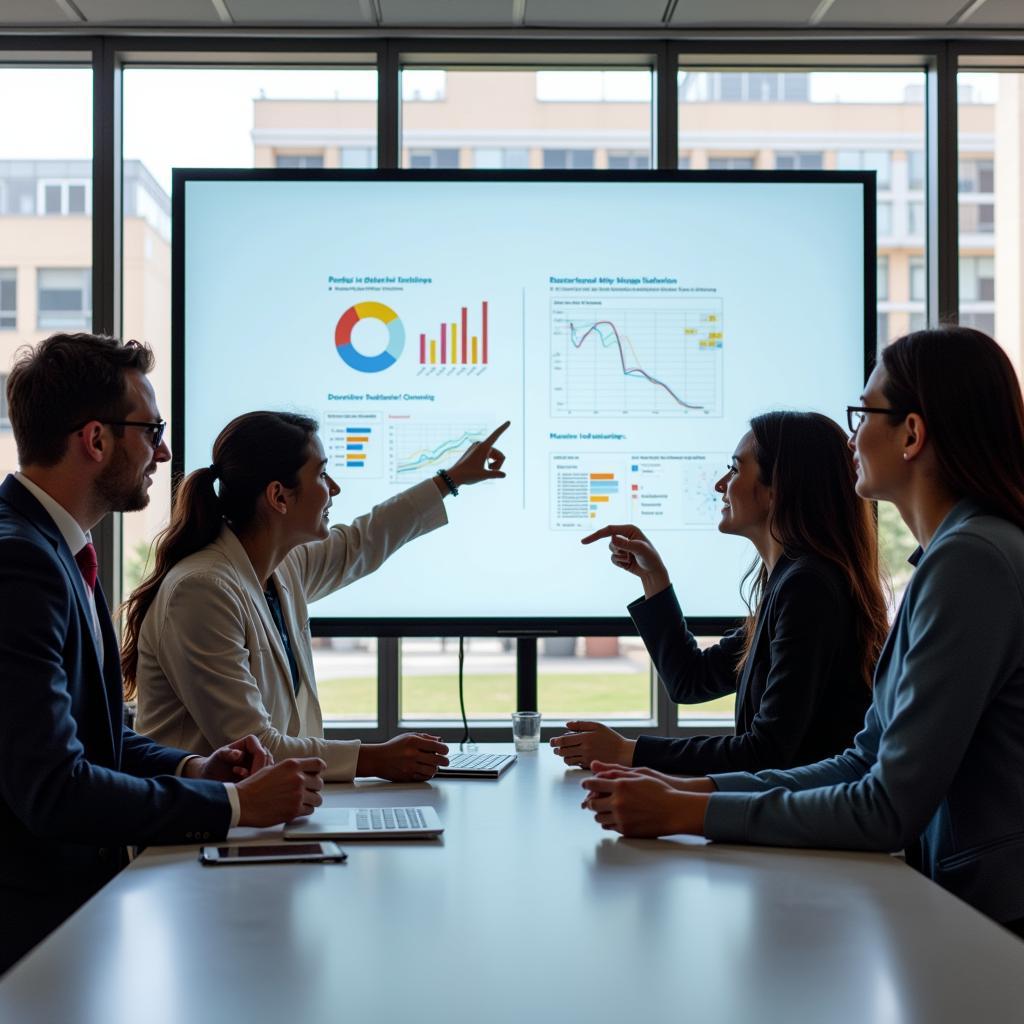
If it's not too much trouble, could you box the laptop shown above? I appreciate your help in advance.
[436,750,517,778]
[283,806,443,841]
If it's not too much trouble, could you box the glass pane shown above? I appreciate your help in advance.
[538,636,652,721]
[400,68,652,171]
[679,69,925,352]
[312,637,378,723]
[956,72,999,366]
[0,66,93,478]
[121,66,377,600]
[677,636,737,724]
[400,637,516,722]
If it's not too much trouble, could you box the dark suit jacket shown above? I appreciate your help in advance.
[0,475,231,973]
[630,554,872,775]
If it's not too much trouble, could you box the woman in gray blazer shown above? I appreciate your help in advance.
[123,412,508,783]
[582,326,1024,935]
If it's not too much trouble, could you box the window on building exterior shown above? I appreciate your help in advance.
[877,201,893,236]
[775,151,824,170]
[877,312,889,345]
[909,311,927,332]
[958,157,994,193]
[473,147,530,169]
[0,372,8,427]
[0,270,15,329]
[37,268,90,329]
[708,156,755,170]
[408,148,460,169]
[274,154,324,169]
[678,154,691,169]
[543,149,595,170]
[877,256,889,301]
[679,71,810,103]
[959,311,996,334]
[959,202,995,234]
[37,179,90,216]
[607,151,651,170]
[960,256,995,302]
[908,201,925,238]
[837,150,892,190]
[909,256,926,301]
[340,147,375,169]
[908,150,925,190]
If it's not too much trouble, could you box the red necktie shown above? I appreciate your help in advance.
[75,543,98,592]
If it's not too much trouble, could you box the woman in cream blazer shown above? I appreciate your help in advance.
[123,411,509,783]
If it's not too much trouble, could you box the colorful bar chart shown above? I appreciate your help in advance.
[419,300,489,366]
[344,426,371,468]
[588,472,619,517]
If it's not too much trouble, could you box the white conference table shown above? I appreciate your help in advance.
[2,743,1023,1023]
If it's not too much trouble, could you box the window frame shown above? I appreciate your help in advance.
[1,33,992,742]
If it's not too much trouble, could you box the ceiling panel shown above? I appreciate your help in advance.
[670,0,820,25]
[958,0,1024,28]
[0,0,79,23]
[74,0,222,24]
[381,0,519,25]
[819,0,966,26]
[225,0,373,24]
[526,0,668,25]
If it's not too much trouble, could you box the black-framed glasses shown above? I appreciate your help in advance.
[73,419,167,448]
[846,406,905,433]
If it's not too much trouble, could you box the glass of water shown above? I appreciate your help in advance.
[511,711,542,752]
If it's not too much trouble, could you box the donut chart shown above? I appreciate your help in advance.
[334,302,404,372]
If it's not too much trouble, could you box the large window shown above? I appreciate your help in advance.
[121,65,378,616]
[0,66,93,480]
[401,68,652,171]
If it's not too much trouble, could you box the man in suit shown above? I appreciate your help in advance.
[0,332,327,974]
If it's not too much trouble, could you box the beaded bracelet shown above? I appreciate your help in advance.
[436,468,459,496]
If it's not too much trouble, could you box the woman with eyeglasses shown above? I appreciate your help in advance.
[582,326,1024,935]
[122,411,509,784]
[552,411,888,778]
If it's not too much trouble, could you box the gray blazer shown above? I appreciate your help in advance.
[705,499,1024,924]
[135,479,446,780]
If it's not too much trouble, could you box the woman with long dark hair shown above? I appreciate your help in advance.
[552,411,888,775]
[582,326,1024,934]
[125,411,508,783]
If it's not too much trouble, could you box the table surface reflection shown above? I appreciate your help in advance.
[2,744,1022,1023]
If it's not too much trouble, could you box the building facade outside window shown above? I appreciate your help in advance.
[606,150,650,170]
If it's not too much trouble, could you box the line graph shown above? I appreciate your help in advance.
[551,296,723,417]
[389,420,487,484]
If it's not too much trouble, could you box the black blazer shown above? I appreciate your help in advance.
[0,475,231,973]
[630,554,872,775]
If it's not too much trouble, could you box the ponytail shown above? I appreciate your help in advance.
[120,465,223,697]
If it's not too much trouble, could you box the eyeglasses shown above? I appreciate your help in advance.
[846,406,905,433]
[73,419,167,448]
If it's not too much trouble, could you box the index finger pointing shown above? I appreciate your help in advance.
[481,420,511,447]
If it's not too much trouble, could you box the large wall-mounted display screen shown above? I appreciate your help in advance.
[174,171,873,632]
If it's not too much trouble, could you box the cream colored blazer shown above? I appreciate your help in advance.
[134,479,446,781]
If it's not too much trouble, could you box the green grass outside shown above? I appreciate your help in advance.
[317,672,736,721]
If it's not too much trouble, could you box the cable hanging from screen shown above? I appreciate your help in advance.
[458,636,474,750]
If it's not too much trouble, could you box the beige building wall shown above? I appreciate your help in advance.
[0,212,171,588]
